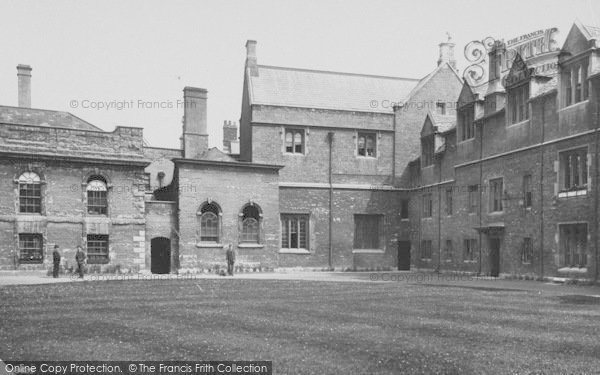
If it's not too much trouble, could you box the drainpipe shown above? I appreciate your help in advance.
[539,97,545,280]
[437,152,442,272]
[328,132,334,270]
[594,80,599,283]
[478,113,483,276]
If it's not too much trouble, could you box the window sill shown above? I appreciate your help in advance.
[421,217,433,220]
[506,119,529,128]
[352,249,384,254]
[238,243,264,249]
[283,152,305,157]
[356,155,377,159]
[558,267,587,274]
[457,138,475,145]
[559,100,589,112]
[279,248,310,254]
[488,210,503,215]
[558,189,587,198]
[196,243,224,248]
[463,260,477,263]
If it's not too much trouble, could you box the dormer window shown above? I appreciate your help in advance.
[563,60,589,107]
[458,106,474,141]
[421,135,434,167]
[508,84,529,124]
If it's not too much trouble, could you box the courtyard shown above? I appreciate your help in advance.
[0,272,599,374]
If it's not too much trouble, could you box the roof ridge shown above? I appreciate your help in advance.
[256,64,420,81]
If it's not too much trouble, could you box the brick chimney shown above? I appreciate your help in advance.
[17,64,32,108]
[223,120,238,153]
[437,34,456,70]
[182,87,208,159]
[246,40,258,77]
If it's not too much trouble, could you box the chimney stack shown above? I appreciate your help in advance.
[246,40,258,76]
[17,64,32,108]
[437,34,456,70]
[182,87,208,159]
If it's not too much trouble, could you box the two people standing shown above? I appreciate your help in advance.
[50,244,86,279]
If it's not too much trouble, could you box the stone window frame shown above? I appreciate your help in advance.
[557,222,588,269]
[557,145,589,198]
[18,233,44,264]
[488,177,504,213]
[445,187,453,216]
[283,127,306,155]
[352,213,384,251]
[421,134,434,167]
[420,239,432,261]
[522,174,533,209]
[561,56,589,108]
[356,131,378,158]
[421,193,433,218]
[457,104,475,142]
[280,213,310,253]
[506,83,530,125]
[463,238,477,263]
[81,170,113,217]
[467,184,478,214]
[196,200,223,247]
[238,202,264,248]
[14,167,46,215]
[87,234,110,264]
[400,199,409,220]
[444,239,453,263]
[521,237,533,265]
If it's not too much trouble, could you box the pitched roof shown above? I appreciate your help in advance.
[402,62,463,103]
[580,23,600,40]
[0,105,102,131]
[247,65,419,113]
[198,147,238,162]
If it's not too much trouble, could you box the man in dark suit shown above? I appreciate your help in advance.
[225,244,236,276]
[75,245,86,279]
[52,245,61,278]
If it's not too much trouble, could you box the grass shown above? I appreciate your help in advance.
[1,278,599,374]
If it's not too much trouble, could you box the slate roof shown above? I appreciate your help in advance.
[429,112,456,133]
[0,105,102,131]
[247,65,419,113]
[198,147,238,162]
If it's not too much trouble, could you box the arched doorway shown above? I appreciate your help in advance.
[151,237,171,274]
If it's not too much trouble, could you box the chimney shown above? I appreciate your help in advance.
[437,34,456,70]
[17,64,32,108]
[182,87,208,159]
[246,40,258,76]
[223,120,238,153]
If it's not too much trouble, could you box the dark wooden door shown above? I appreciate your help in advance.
[151,237,171,274]
[398,241,411,271]
[489,238,500,277]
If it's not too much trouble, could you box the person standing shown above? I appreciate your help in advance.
[52,245,61,278]
[75,245,86,279]
[225,244,236,276]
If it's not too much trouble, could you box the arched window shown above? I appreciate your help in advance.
[18,172,41,213]
[200,202,220,243]
[241,204,261,243]
[87,176,108,215]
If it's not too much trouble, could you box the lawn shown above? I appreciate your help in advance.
[1,277,599,374]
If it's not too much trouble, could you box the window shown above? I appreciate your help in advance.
[468,185,478,214]
[420,240,432,260]
[19,233,43,263]
[422,193,432,218]
[508,84,529,124]
[281,214,309,250]
[87,176,108,215]
[199,202,220,243]
[560,223,587,268]
[18,172,41,213]
[285,129,304,154]
[523,174,532,208]
[400,199,409,219]
[421,136,434,167]
[521,237,533,264]
[241,204,260,243]
[459,106,474,141]
[87,234,109,264]
[436,102,446,115]
[358,133,376,157]
[444,239,453,262]
[559,147,588,192]
[353,214,382,249]
[445,187,453,216]
[563,61,589,106]
[463,239,477,262]
[489,178,503,212]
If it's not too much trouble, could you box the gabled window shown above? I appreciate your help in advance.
[489,178,503,212]
[87,234,109,264]
[353,214,382,249]
[464,239,477,262]
[508,84,529,124]
[281,214,309,250]
[199,202,221,243]
[87,176,108,215]
[421,135,434,167]
[559,147,588,193]
[459,106,474,141]
[563,60,589,107]
[241,204,261,244]
[521,237,533,264]
[358,132,376,157]
[18,172,41,214]
[19,233,43,263]
[523,174,532,208]
[420,240,432,260]
[445,187,453,216]
[285,129,304,154]
[468,185,478,214]
[422,193,432,218]
[560,223,587,268]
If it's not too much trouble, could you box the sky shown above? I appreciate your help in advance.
[1,0,599,149]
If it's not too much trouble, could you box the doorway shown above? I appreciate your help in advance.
[397,241,411,271]
[151,237,171,274]
[489,237,500,277]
